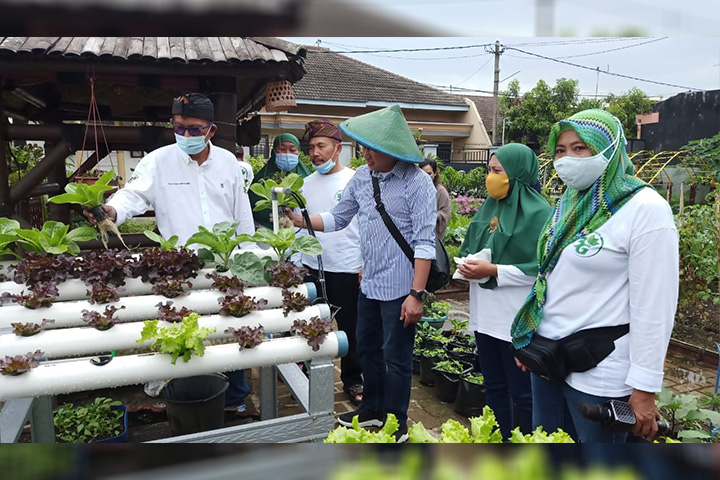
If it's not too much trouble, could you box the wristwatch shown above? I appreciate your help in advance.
[409,289,428,302]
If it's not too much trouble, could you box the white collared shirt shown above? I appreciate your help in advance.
[108,142,255,245]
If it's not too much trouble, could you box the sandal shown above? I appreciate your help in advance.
[344,384,363,406]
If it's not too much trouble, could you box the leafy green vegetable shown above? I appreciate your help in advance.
[249,173,306,211]
[49,170,117,209]
[509,426,575,443]
[137,313,215,365]
[228,251,267,285]
[54,397,123,443]
[143,230,180,252]
[237,227,322,263]
[14,221,97,256]
[325,413,400,443]
[186,221,244,270]
[0,218,21,258]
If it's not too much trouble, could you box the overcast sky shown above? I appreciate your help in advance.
[283,37,720,100]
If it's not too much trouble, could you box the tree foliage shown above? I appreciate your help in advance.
[500,79,654,151]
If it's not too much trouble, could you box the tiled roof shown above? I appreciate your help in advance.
[464,94,501,133]
[293,46,467,108]
[0,37,304,64]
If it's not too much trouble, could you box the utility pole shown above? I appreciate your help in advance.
[491,40,504,146]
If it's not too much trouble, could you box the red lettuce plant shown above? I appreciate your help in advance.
[151,277,193,298]
[205,272,244,294]
[292,316,332,352]
[0,282,59,309]
[87,282,125,304]
[9,252,78,285]
[225,325,266,351]
[265,261,307,289]
[77,249,136,286]
[282,289,307,317]
[11,318,55,336]
[81,305,126,330]
[0,350,44,376]
[218,294,267,317]
[156,301,196,323]
[134,247,201,283]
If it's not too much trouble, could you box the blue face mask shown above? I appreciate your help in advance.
[275,153,299,172]
[313,159,336,175]
[175,132,209,155]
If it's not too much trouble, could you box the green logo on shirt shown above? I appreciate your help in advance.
[572,232,604,257]
[335,190,343,202]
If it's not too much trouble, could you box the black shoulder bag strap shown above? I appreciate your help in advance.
[371,175,414,265]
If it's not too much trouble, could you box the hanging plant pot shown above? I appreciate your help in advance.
[432,361,473,403]
[453,370,487,418]
[419,353,447,386]
[419,315,446,331]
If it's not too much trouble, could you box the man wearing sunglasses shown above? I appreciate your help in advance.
[87,92,256,417]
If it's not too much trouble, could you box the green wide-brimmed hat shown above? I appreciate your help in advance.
[339,105,423,163]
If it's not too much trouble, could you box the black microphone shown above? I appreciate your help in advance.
[579,399,671,436]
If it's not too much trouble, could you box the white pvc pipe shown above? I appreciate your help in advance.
[0,332,347,401]
[0,284,314,330]
[0,304,331,359]
[0,248,278,302]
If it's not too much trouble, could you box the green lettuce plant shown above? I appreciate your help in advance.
[185,220,245,271]
[14,220,97,256]
[249,173,306,211]
[143,230,180,252]
[137,313,215,365]
[0,218,21,259]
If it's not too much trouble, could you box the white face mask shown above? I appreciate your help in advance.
[554,127,622,190]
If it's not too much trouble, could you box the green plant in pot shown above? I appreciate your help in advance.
[249,173,306,229]
[186,220,246,272]
[48,170,126,249]
[454,371,487,418]
[0,218,22,259]
[13,220,97,256]
[54,397,127,443]
[418,347,447,387]
[421,296,450,330]
[432,359,473,403]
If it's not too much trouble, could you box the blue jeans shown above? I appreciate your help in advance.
[531,374,630,443]
[356,291,415,428]
[475,333,532,439]
[223,369,250,407]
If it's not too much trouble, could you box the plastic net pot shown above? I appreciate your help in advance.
[453,370,487,418]
[159,374,229,436]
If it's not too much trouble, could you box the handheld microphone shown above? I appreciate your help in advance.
[578,399,671,436]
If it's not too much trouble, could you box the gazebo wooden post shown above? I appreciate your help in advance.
[45,139,71,224]
[0,84,14,219]
[209,77,238,153]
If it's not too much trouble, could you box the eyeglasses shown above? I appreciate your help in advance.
[171,122,212,136]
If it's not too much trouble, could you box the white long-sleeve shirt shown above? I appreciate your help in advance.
[108,142,255,245]
[469,265,536,343]
[537,187,679,397]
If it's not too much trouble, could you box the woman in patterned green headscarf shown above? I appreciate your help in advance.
[249,133,312,229]
[457,143,551,439]
[511,109,679,443]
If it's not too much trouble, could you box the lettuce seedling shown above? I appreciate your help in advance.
[81,305,126,331]
[155,301,196,323]
[236,227,322,264]
[225,325,266,351]
[87,282,125,304]
[10,252,78,285]
[134,247,200,283]
[249,173,306,212]
[282,289,307,317]
[0,350,44,376]
[218,293,267,317]
[151,277,193,298]
[205,272,244,294]
[266,262,307,289]
[0,282,59,309]
[77,249,136,286]
[292,316,332,352]
[137,313,216,365]
[11,318,55,336]
[142,230,180,252]
[48,170,127,249]
[0,217,21,259]
[185,220,245,271]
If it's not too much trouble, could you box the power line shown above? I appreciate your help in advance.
[505,37,643,47]
[556,37,667,59]
[316,44,492,54]
[505,46,704,91]
[455,55,494,86]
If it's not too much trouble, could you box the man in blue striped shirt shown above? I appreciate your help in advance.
[287,105,437,442]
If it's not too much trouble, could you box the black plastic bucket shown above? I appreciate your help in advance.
[453,371,487,418]
[159,374,229,436]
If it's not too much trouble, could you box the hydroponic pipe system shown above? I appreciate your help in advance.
[0,331,348,401]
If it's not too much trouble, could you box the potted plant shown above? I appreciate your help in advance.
[420,297,450,330]
[249,173,306,229]
[185,220,246,272]
[445,342,478,370]
[137,313,216,365]
[11,319,55,336]
[0,350,44,376]
[431,359,473,403]
[14,220,97,257]
[454,371,487,418]
[418,347,447,387]
[49,170,127,249]
[54,397,128,443]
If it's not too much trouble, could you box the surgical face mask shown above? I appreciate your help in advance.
[175,131,209,155]
[486,173,510,200]
[554,131,621,190]
[314,159,336,174]
[275,153,299,172]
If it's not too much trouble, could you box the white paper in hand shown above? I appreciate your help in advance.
[453,248,492,283]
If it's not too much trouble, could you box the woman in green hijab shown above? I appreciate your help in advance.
[249,133,312,229]
[457,143,552,439]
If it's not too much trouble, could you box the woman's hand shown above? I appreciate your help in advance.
[457,259,497,280]
[629,389,661,439]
